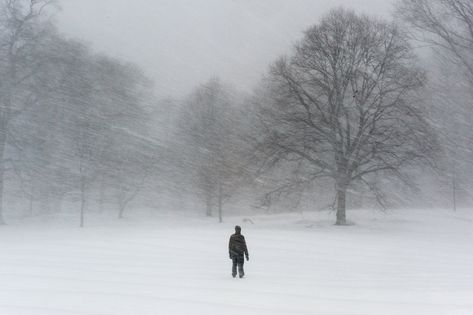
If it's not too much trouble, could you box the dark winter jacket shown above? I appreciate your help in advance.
[229,229,249,259]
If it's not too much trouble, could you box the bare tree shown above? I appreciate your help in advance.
[398,0,473,209]
[178,78,250,222]
[0,0,56,224]
[106,131,158,219]
[90,58,154,220]
[70,53,155,226]
[0,1,156,225]
[397,0,473,84]
[255,9,436,225]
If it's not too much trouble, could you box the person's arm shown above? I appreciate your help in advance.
[228,237,232,259]
[243,236,249,261]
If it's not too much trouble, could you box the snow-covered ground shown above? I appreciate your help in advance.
[0,209,472,315]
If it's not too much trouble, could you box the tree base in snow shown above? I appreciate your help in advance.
[335,220,355,226]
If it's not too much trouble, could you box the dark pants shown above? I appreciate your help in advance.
[232,255,244,278]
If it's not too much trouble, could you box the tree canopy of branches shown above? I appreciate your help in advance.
[177,79,251,222]
[55,49,153,226]
[0,0,156,225]
[0,0,58,224]
[397,0,473,209]
[397,0,473,84]
[255,8,436,225]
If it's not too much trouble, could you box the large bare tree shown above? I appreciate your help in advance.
[255,9,436,225]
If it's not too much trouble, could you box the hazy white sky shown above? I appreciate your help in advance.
[57,0,393,98]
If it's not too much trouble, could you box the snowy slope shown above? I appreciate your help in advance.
[0,209,472,315]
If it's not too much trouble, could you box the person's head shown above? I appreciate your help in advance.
[235,225,241,234]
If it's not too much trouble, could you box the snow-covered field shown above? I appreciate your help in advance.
[1,209,472,315]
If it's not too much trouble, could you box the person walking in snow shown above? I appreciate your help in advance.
[228,225,249,278]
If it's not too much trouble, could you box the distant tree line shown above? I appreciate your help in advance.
[0,0,158,226]
[397,0,473,211]
[1,0,472,226]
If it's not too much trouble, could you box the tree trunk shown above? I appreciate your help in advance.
[452,164,457,212]
[118,189,126,219]
[218,181,223,223]
[0,130,6,225]
[99,178,105,213]
[27,192,34,217]
[118,204,125,219]
[335,185,347,226]
[0,168,5,225]
[205,191,212,216]
[80,178,86,228]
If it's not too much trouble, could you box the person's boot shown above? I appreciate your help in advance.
[239,265,244,278]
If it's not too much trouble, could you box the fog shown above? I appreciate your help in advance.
[58,0,391,97]
[0,0,471,224]
[0,0,470,224]
[1,1,473,313]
